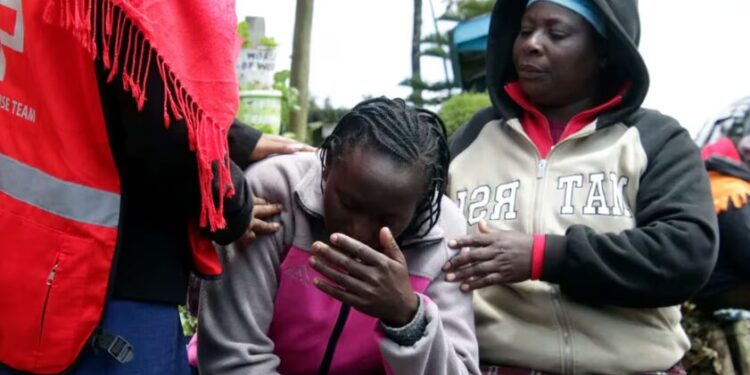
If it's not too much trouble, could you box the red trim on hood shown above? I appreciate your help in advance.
[504,82,628,158]
[701,137,741,162]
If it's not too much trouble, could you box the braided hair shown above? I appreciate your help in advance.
[319,97,451,239]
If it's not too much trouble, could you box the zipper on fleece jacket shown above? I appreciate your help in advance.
[507,120,597,373]
[532,147,575,373]
[317,304,351,375]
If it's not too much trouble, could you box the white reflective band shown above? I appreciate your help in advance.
[0,153,120,227]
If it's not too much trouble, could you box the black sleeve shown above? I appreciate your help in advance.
[717,204,750,275]
[203,161,252,245]
[228,120,263,171]
[541,115,719,308]
[99,34,252,244]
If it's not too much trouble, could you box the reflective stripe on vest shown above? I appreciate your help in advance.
[0,153,120,228]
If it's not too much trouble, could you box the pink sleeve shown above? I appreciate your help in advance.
[188,333,198,367]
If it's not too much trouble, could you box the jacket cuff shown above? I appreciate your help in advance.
[228,119,263,170]
[531,233,546,280]
[540,234,566,283]
[205,161,253,245]
[381,294,427,346]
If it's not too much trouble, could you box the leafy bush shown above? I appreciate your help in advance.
[273,70,300,134]
[179,305,197,337]
[438,92,491,137]
[237,21,278,49]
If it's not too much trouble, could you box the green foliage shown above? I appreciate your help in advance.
[438,92,491,136]
[458,0,496,20]
[308,98,349,125]
[179,305,198,337]
[307,98,350,145]
[261,36,278,48]
[273,70,301,134]
[439,10,463,22]
[421,32,450,45]
[440,0,495,21]
[405,0,497,107]
[406,92,426,106]
[237,21,279,49]
[681,303,725,375]
[238,21,250,48]
[421,47,450,59]
[400,77,428,90]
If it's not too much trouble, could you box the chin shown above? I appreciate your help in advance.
[521,87,552,106]
[519,80,545,96]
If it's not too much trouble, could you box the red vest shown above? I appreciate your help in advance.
[0,2,220,372]
[0,1,119,373]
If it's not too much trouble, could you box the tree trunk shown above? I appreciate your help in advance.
[290,0,314,142]
[411,0,423,106]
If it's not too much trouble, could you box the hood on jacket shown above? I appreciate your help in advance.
[486,0,649,127]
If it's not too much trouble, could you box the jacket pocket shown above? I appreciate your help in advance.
[38,253,61,347]
[0,207,111,373]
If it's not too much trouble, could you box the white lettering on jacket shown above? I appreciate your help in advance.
[583,172,611,215]
[456,173,631,222]
[558,175,583,215]
[609,173,631,217]
[0,0,25,82]
[467,186,491,225]
[490,180,519,220]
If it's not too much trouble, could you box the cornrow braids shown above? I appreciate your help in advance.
[319,97,451,239]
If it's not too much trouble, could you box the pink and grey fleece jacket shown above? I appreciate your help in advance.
[197,152,480,375]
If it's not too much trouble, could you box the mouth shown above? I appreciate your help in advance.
[516,64,546,80]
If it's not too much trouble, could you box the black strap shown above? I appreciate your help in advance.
[317,304,351,375]
[92,329,134,364]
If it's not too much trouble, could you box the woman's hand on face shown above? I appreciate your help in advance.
[443,221,534,292]
[310,227,418,327]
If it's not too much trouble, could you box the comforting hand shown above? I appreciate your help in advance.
[239,198,283,246]
[310,227,418,327]
[250,134,316,161]
[443,221,533,292]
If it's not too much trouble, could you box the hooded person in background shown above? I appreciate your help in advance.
[693,131,750,375]
[697,132,750,312]
[444,0,718,373]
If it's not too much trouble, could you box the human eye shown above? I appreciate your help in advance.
[548,29,569,40]
[547,22,574,39]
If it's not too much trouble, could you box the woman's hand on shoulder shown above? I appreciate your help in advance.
[238,197,283,247]
[442,221,533,292]
[251,134,316,161]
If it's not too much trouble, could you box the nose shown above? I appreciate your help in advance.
[519,31,542,55]
[345,216,380,249]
